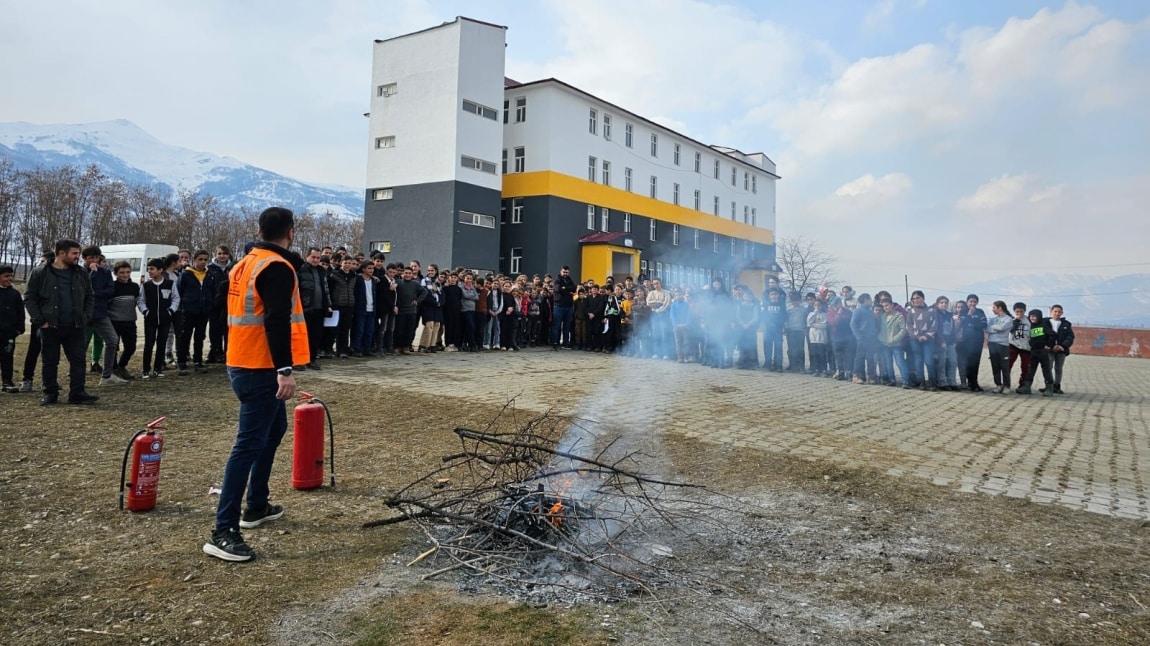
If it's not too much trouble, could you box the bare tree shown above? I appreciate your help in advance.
[775,235,838,296]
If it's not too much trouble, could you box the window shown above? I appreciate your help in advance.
[375,135,395,149]
[672,224,680,246]
[731,238,736,256]
[588,156,597,182]
[461,155,497,174]
[511,198,523,224]
[751,207,757,227]
[510,247,523,274]
[514,96,526,122]
[624,167,633,192]
[731,166,737,186]
[458,210,496,228]
[650,133,658,157]
[640,260,648,274]
[513,147,525,173]
[601,160,611,186]
[600,207,609,232]
[503,99,509,124]
[462,99,497,120]
[623,212,631,233]
[752,175,757,194]
[371,188,393,201]
[589,108,598,135]
[500,202,506,224]
[369,241,391,253]
[502,149,507,174]
[730,201,736,220]
[649,219,657,241]
[713,233,719,253]
[743,205,749,224]
[713,159,720,179]
[693,229,700,249]
[377,82,397,97]
[649,175,657,199]
[744,172,750,190]
[694,151,701,173]
[603,114,612,140]
[625,123,633,148]
[713,195,720,216]
[673,143,681,166]
[672,183,680,206]
[587,205,595,230]
[693,189,701,210]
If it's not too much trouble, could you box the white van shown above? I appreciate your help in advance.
[100,244,179,283]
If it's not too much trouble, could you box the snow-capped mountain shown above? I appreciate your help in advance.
[0,119,363,217]
[960,273,1150,328]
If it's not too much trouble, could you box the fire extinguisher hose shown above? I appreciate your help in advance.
[119,429,147,510]
[305,397,337,488]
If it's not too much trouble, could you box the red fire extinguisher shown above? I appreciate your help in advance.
[119,416,168,512]
[292,392,335,490]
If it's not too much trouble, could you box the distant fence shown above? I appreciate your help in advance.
[1074,326,1147,359]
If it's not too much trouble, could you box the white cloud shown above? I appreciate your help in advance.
[834,172,913,200]
[770,3,1147,169]
[955,173,1063,213]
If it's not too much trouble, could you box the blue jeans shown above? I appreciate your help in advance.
[880,344,910,385]
[908,338,936,385]
[354,311,376,353]
[484,313,500,347]
[551,305,573,346]
[215,368,287,531]
[763,328,784,369]
[936,343,958,386]
[853,336,877,380]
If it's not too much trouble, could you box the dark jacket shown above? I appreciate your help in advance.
[958,307,988,346]
[108,280,141,324]
[934,306,956,346]
[1051,318,1075,354]
[761,292,786,331]
[328,269,358,308]
[177,268,222,316]
[378,276,398,312]
[1028,315,1056,352]
[0,285,26,336]
[24,262,94,329]
[354,276,379,316]
[297,263,331,313]
[89,266,114,320]
[554,274,577,307]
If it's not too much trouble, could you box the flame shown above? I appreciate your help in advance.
[547,500,565,527]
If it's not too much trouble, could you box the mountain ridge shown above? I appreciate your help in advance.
[0,119,363,217]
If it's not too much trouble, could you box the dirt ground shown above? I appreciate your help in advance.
[1,354,1149,645]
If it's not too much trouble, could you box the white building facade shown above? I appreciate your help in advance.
[364,17,779,286]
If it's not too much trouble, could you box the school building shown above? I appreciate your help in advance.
[363,17,780,288]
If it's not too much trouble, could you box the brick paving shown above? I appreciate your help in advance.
[305,349,1150,521]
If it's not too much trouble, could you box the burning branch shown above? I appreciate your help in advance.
[365,411,744,604]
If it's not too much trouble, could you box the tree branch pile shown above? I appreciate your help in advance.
[365,412,741,602]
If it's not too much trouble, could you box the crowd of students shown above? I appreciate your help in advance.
[0,243,1077,400]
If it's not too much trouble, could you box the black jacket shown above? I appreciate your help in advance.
[297,263,332,312]
[554,275,577,307]
[0,285,26,336]
[1051,318,1075,354]
[24,263,94,329]
[1028,316,1056,352]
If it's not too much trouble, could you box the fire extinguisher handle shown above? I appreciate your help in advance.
[146,416,168,430]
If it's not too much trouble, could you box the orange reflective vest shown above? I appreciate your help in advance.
[226,247,310,369]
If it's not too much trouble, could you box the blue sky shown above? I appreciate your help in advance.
[2,0,1148,291]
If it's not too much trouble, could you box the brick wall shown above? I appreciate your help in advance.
[1073,326,1148,359]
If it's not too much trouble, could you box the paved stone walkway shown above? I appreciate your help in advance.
[304,349,1150,521]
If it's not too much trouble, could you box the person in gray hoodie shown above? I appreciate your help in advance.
[1008,302,1031,390]
[987,300,1014,393]
[459,272,479,352]
[850,293,877,384]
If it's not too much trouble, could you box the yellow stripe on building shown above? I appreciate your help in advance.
[502,171,774,246]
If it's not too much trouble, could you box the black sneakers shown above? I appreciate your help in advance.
[67,391,100,405]
[240,504,284,529]
[203,527,255,562]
